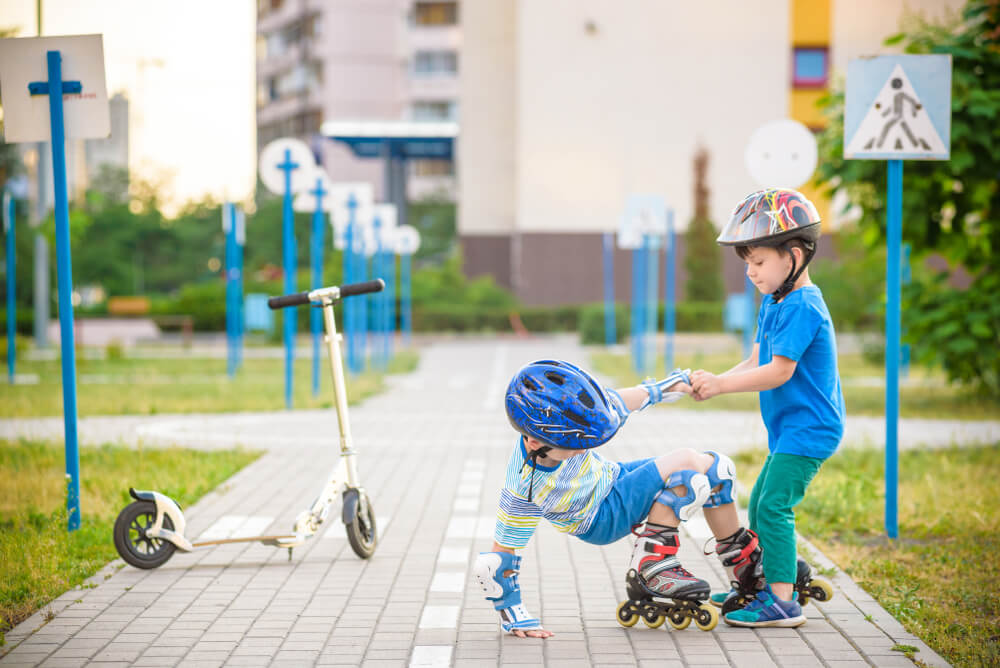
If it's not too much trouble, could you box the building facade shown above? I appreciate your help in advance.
[459,0,963,305]
[255,0,459,201]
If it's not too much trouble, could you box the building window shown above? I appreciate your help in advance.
[792,47,828,87]
[413,1,458,26]
[413,50,458,76]
[411,100,457,121]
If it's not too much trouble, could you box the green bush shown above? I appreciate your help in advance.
[905,269,1000,395]
[579,303,628,344]
[0,308,35,337]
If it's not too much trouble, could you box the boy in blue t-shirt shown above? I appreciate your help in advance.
[690,188,845,628]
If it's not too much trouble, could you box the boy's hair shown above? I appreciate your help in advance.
[735,238,812,261]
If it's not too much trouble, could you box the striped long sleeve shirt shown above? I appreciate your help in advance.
[494,437,620,549]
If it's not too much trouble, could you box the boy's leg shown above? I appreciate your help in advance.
[724,453,822,629]
[747,455,772,536]
[752,453,823,598]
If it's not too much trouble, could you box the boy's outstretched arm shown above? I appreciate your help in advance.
[474,543,554,639]
[691,354,796,400]
[615,368,693,413]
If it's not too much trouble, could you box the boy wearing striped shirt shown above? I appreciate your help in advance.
[473,360,767,637]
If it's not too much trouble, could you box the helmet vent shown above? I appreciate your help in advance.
[562,408,588,426]
[544,371,565,385]
[522,377,539,391]
[577,391,595,408]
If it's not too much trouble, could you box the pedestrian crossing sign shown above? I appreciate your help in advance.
[844,55,951,161]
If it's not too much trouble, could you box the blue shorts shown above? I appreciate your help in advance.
[577,458,665,546]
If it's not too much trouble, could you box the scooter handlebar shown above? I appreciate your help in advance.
[267,291,310,310]
[340,279,385,298]
[267,279,385,310]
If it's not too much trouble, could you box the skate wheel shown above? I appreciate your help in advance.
[694,603,718,632]
[641,609,665,629]
[616,601,639,628]
[667,610,691,630]
[808,578,834,603]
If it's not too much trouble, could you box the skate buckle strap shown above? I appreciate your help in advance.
[644,542,679,556]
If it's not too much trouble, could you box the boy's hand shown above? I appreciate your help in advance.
[511,627,555,639]
[690,370,722,400]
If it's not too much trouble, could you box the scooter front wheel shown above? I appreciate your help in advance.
[114,500,177,569]
[345,493,377,559]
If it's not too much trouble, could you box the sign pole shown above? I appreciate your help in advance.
[309,178,327,396]
[664,209,676,372]
[224,203,236,378]
[43,50,82,531]
[279,149,299,408]
[885,159,902,539]
[4,192,15,384]
[602,232,614,346]
[236,208,245,373]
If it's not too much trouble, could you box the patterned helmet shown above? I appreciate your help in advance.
[505,360,624,450]
[717,188,821,247]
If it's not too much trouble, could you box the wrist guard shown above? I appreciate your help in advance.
[473,551,542,632]
[639,368,692,410]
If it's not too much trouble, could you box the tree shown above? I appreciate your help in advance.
[814,0,1000,393]
[684,146,724,302]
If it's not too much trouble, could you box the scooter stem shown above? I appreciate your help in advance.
[321,298,361,489]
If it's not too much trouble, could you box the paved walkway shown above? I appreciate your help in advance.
[4,336,991,668]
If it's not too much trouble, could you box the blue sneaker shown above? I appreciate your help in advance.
[709,589,734,607]
[724,585,806,627]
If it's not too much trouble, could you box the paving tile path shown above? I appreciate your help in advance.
[4,335,992,668]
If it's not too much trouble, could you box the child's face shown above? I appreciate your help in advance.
[743,246,796,295]
[524,437,579,462]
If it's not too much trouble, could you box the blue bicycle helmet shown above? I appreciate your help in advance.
[505,360,625,451]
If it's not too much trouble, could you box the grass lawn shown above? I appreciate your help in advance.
[0,350,419,418]
[0,438,261,645]
[590,350,1000,420]
[732,444,1000,668]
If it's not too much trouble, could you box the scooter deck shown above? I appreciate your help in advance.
[191,534,299,548]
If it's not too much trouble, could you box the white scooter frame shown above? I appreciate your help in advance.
[113,279,385,569]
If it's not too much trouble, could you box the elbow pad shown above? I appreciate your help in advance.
[473,551,523,609]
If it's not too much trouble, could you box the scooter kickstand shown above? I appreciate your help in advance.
[287,547,293,562]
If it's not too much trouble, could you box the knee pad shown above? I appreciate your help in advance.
[654,470,710,522]
[473,551,523,610]
[703,450,736,508]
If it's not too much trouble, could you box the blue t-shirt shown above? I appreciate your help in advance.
[755,285,845,459]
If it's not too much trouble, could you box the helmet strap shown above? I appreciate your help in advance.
[526,446,552,502]
[771,242,816,301]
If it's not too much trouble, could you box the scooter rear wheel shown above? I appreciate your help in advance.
[346,493,377,559]
[114,500,176,569]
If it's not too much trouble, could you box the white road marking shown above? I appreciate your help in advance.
[452,498,479,512]
[482,344,508,409]
[410,645,452,667]
[198,515,276,540]
[437,545,470,565]
[445,515,494,539]
[419,605,459,629]
[430,571,466,593]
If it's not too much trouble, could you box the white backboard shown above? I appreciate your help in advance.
[0,34,110,143]
[293,169,334,213]
[744,119,818,189]
[394,225,421,255]
[258,138,315,196]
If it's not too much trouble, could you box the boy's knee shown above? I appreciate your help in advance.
[655,448,709,481]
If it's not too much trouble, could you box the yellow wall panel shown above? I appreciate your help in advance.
[791,0,831,44]
[790,89,827,129]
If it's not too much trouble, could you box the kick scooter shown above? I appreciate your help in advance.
[113,279,386,569]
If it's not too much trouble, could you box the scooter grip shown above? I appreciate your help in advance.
[268,291,310,309]
[340,279,385,298]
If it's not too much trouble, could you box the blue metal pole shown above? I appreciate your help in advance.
[224,202,236,378]
[602,232,615,346]
[236,209,244,373]
[401,253,412,345]
[280,149,298,409]
[635,238,648,375]
[5,192,15,384]
[310,182,326,396]
[373,216,384,371]
[357,244,368,372]
[44,51,81,531]
[344,195,357,374]
[885,159,902,540]
[665,209,676,372]
[388,249,396,356]
[630,247,640,373]
[901,242,911,379]
[646,233,658,375]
